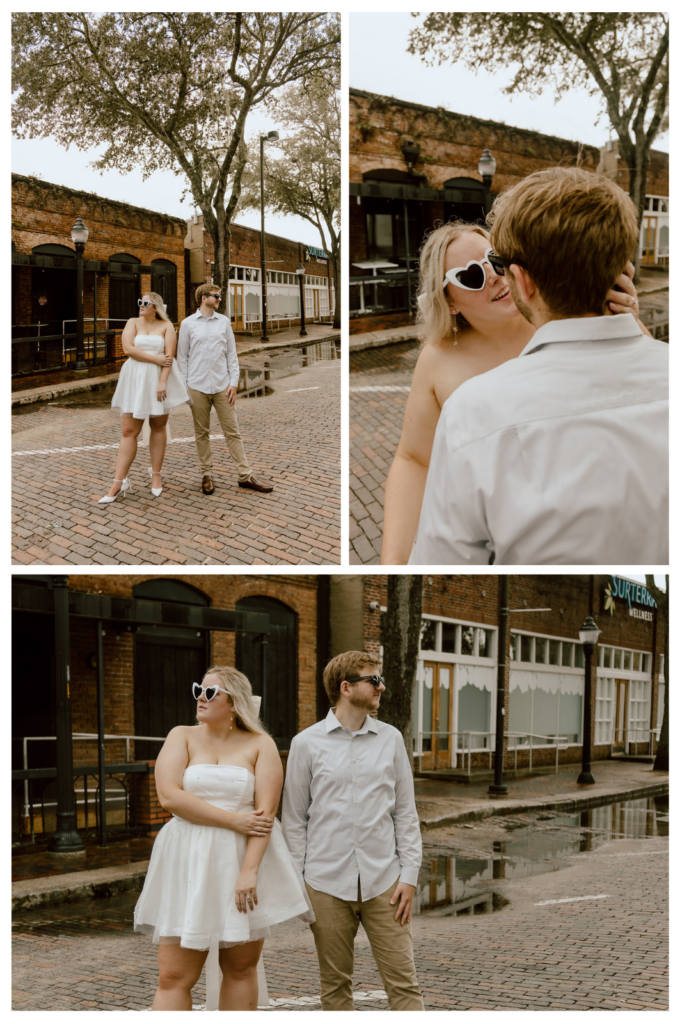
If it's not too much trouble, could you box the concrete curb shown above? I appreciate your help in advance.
[349,329,418,353]
[419,780,669,831]
[12,859,150,912]
[238,331,340,358]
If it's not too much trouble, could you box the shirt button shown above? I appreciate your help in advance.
[353,759,358,763]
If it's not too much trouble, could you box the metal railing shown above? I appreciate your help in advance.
[417,730,572,775]
[607,727,660,757]
[13,733,165,842]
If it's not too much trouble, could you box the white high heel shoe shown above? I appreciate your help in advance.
[148,468,163,497]
[98,478,131,504]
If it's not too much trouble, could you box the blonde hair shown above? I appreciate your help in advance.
[416,222,491,344]
[489,167,639,317]
[203,665,268,735]
[142,291,171,323]
[195,282,220,305]
[322,651,382,706]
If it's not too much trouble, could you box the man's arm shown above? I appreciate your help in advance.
[281,735,312,878]
[224,320,240,389]
[176,318,190,381]
[389,736,422,925]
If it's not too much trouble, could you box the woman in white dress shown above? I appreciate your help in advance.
[98,291,190,503]
[380,221,649,564]
[134,666,313,1011]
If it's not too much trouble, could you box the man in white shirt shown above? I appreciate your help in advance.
[282,651,424,1012]
[177,284,273,495]
[413,166,668,565]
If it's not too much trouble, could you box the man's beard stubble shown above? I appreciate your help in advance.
[506,273,535,325]
[349,692,379,713]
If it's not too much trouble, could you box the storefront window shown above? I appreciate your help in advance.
[575,645,584,669]
[441,622,456,654]
[228,266,235,279]
[461,626,475,656]
[549,640,560,665]
[561,642,574,667]
[509,634,519,661]
[632,652,640,671]
[595,677,614,744]
[420,618,437,652]
[623,650,631,671]
[477,628,493,658]
[534,637,547,664]
[521,635,532,663]
[629,680,650,741]
[457,664,492,748]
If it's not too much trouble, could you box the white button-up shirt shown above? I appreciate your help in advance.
[281,709,422,901]
[412,314,668,565]
[176,310,240,393]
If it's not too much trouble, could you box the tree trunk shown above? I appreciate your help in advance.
[331,241,340,329]
[380,575,424,765]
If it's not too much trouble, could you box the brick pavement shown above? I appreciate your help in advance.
[12,834,667,1010]
[12,360,340,566]
[349,341,419,564]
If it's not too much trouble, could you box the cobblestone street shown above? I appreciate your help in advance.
[12,360,339,566]
[349,340,418,564]
[12,833,668,1011]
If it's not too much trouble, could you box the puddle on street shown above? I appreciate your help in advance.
[12,339,340,415]
[415,795,668,918]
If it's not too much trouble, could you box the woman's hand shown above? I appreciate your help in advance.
[235,868,259,914]
[157,386,167,402]
[155,353,173,367]
[607,260,639,319]
[230,808,274,837]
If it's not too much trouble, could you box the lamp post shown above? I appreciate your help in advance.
[259,130,279,342]
[71,216,89,371]
[296,263,308,337]
[489,575,509,796]
[477,148,497,218]
[577,615,600,785]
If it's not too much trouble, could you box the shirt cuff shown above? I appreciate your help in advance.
[398,866,420,888]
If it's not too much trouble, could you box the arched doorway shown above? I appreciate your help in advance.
[235,596,297,750]
[151,258,178,321]
[443,177,487,226]
[109,252,141,324]
[133,579,210,759]
[31,244,77,344]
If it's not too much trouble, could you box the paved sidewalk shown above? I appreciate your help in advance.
[12,360,340,566]
[11,833,668,1010]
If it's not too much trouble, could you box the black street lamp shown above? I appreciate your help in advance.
[478,148,497,217]
[47,575,85,854]
[296,263,308,337]
[489,575,509,796]
[259,130,279,342]
[71,217,89,371]
[577,615,601,785]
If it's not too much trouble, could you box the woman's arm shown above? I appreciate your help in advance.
[121,318,172,367]
[154,727,273,836]
[234,736,284,914]
[381,346,443,565]
[156,323,177,397]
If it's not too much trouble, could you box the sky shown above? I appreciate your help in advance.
[11,107,326,249]
[350,13,669,153]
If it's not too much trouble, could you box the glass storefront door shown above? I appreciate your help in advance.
[420,661,452,769]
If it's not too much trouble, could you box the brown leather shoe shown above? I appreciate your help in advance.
[238,475,274,493]
[201,474,215,495]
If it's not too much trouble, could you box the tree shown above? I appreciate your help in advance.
[244,75,341,328]
[409,13,669,275]
[645,575,668,772]
[12,12,340,314]
[380,576,424,764]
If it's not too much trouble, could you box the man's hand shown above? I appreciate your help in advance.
[225,385,237,405]
[390,882,416,925]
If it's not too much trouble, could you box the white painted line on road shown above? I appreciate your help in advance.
[534,894,612,905]
[350,385,411,392]
[571,851,667,858]
[183,990,388,1011]
[287,386,320,392]
[12,436,226,457]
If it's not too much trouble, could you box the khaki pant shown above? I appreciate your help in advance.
[188,386,251,481]
[306,880,424,1012]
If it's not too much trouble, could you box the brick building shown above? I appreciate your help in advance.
[12,573,664,843]
[328,574,665,771]
[12,573,326,840]
[11,174,186,381]
[185,214,334,331]
[349,89,669,333]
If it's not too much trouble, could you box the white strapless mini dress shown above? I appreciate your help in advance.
[111,335,190,419]
[134,765,313,1010]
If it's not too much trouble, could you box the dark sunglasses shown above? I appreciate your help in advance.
[207,293,222,300]
[487,252,528,276]
[347,674,385,688]
[192,681,230,701]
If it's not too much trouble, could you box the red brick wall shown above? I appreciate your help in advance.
[350,90,601,194]
[12,173,186,327]
[65,574,320,744]
[351,310,416,335]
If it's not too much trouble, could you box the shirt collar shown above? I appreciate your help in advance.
[325,708,378,734]
[193,309,220,320]
[521,313,643,357]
